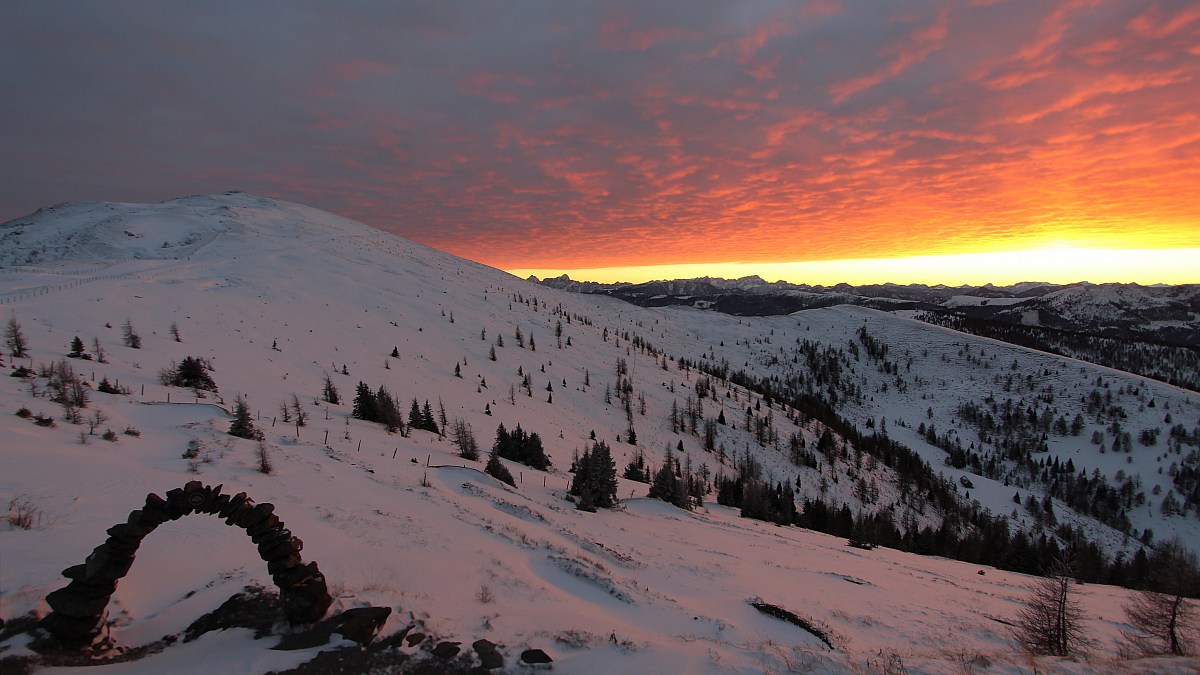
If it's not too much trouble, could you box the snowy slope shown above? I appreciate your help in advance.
[2,194,1198,673]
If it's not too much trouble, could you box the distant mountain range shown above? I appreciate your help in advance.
[534,274,1200,350]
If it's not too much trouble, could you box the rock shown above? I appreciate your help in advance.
[267,552,303,575]
[218,492,249,520]
[39,611,105,644]
[164,488,191,519]
[124,509,159,532]
[183,585,280,643]
[473,638,504,669]
[104,533,141,554]
[45,588,108,618]
[271,560,315,587]
[84,544,135,581]
[237,502,275,529]
[258,535,298,561]
[203,483,225,513]
[432,641,461,659]
[61,563,88,581]
[281,570,332,624]
[210,492,231,516]
[405,632,426,647]
[520,648,553,665]
[64,577,118,598]
[141,493,171,525]
[252,523,289,545]
[328,606,392,646]
[247,514,282,538]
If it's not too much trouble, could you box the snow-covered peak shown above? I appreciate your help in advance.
[0,192,375,267]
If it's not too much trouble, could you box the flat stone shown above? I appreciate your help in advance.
[104,534,141,554]
[141,493,171,525]
[329,606,391,646]
[46,588,109,618]
[237,502,275,529]
[218,492,249,520]
[39,611,105,644]
[246,514,281,538]
[405,632,426,647]
[164,488,191,519]
[432,641,461,659]
[271,560,314,587]
[473,638,504,669]
[61,564,88,581]
[266,552,303,575]
[520,648,553,665]
[258,537,297,562]
[223,499,253,526]
[252,524,290,546]
[84,544,135,581]
[64,577,117,598]
[254,526,292,549]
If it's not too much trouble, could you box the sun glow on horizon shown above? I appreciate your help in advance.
[508,247,1200,287]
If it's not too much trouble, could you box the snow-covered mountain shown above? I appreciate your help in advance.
[535,275,1200,346]
[2,193,1198,673]
[536,274,1200,392]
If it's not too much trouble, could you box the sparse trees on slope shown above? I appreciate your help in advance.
[1121,539,1200,656]
[1012,556,1087,656]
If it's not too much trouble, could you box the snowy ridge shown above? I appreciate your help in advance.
[2,194,1198,673]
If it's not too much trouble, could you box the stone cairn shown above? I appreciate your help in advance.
[40,481,332,648]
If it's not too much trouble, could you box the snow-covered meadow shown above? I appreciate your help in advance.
[2,193,1197,673]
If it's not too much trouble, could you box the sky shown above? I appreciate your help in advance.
[1,0,1198,286]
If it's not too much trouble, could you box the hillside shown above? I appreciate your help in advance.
[2,193,1198,673]
[536,274,1200,390]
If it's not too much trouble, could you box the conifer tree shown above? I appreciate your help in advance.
[121,318,141,349]
[375,385,401,433]
[5,315,28,358]
[68,336,85,358]
[352,382,377,421]
[485,446,516,486]
[322,372,340,404]
[421,400,439,434]
[650,452,691,510]
[408,398,423,429]
[623,447,651,483]
[229,395,263,440]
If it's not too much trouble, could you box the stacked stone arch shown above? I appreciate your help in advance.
[40,481,332,647]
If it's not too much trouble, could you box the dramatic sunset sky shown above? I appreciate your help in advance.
[2,1,1197,285]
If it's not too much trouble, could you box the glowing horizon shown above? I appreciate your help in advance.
[2,3,1197,273]
[508,246,1200,288]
